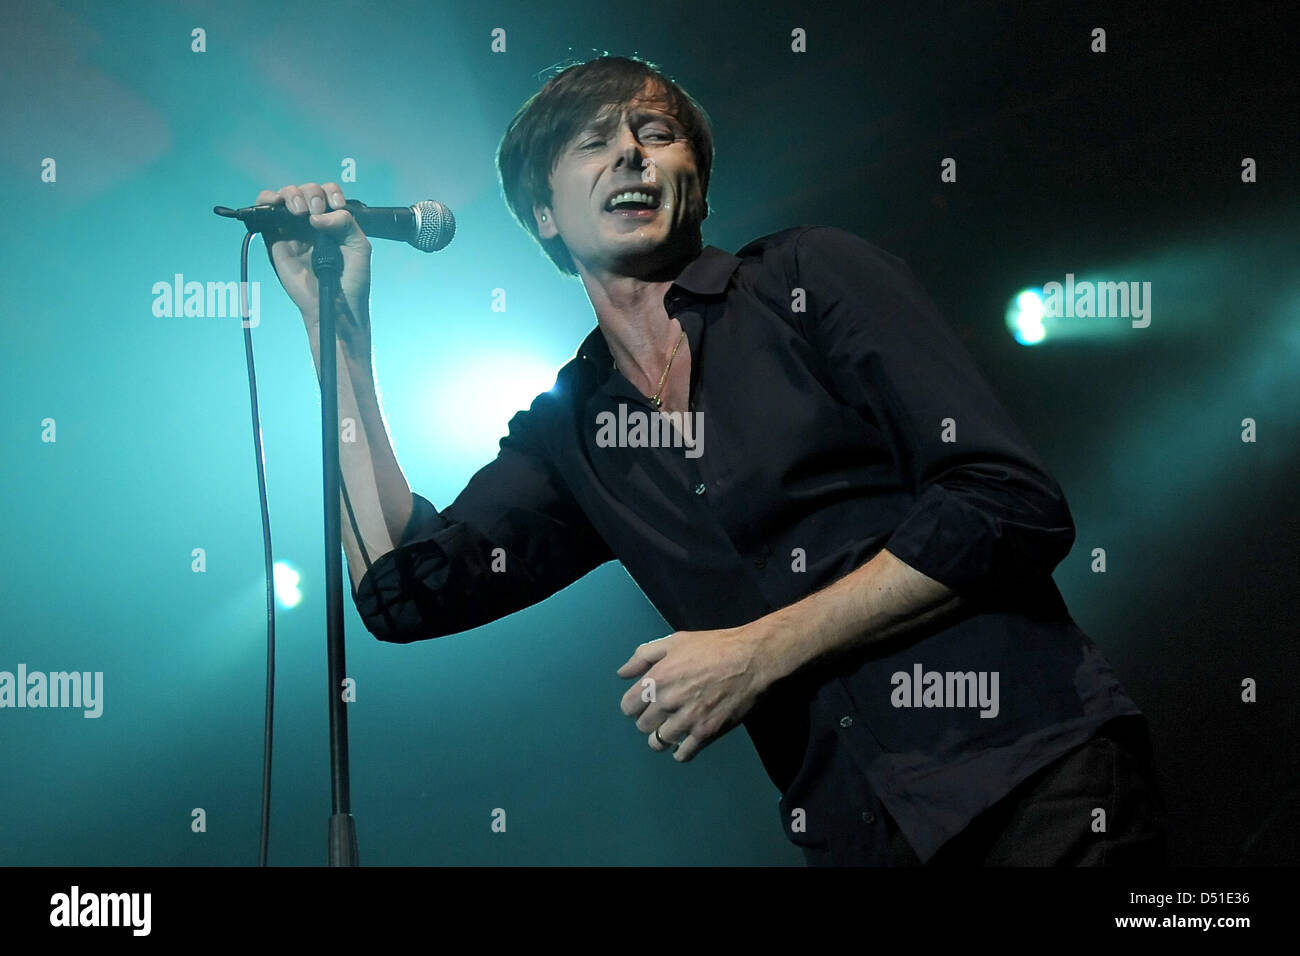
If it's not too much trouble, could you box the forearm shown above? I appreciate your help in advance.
[312,334,415,591]
[754,548,967,686]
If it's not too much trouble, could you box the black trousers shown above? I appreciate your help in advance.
[887,715,1170,866]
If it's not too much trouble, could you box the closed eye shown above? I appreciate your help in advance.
[580,129,674,150]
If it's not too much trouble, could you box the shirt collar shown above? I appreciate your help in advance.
[577,244,741,367]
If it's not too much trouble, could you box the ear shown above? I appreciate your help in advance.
[533,203,557,239]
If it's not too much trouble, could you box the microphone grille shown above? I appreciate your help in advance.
[412,200,455,252]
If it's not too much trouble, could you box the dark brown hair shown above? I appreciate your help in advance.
[496,55,715,276]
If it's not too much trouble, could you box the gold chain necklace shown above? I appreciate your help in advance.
[615,329,687,410]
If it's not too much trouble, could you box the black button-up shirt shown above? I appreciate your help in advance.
[352,225,1142,863]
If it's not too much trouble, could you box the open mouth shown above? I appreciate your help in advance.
[604,189,662,217]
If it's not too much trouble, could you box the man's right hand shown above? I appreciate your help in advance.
[257,182,373,357]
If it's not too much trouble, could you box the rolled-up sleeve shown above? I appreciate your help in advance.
[351,394,615,643]
[791,225,1075,601]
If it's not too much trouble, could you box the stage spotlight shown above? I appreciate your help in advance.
[1006,288,1047,346]
[434,353,562,459]
[273,561,303,609]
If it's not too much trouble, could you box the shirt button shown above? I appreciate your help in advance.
[694,482,706,495]
[839,716,853,728]
[861,811,876,824]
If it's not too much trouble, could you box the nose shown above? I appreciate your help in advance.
[613,125,650,173]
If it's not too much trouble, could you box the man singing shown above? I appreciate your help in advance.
[259,54,1168,865]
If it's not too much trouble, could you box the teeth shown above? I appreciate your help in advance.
[607,190,658,210]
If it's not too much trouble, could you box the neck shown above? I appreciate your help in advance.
[579,250,696,381]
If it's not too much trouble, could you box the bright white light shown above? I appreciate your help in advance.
[1017,318,1047,345]
[433,354,561,458]
[273,561,302,608]
[1016,290,1044,321]
[1006,288,1047,346]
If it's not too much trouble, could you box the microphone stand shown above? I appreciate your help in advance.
[313,230,360,866]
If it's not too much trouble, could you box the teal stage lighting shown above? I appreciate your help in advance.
[1006,288,1047,346]
[273,561,303,609]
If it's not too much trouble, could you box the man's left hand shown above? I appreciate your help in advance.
[616,621,775,763]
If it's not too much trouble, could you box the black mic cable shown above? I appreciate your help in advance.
[233,230,277,866]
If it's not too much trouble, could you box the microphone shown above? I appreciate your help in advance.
[214,199,455,252]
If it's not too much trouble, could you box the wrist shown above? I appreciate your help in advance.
[310,328,373,373]
[744,610,806,689]
[338,330,373,368]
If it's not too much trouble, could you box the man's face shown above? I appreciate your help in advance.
[534,83,706,280]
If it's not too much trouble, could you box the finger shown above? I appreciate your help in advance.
[322,182,347,209]
[649,718,687,751]
[616,655,651,679]
[620,678,657,719]
[672,733,700,762]
[631,696,664,730]
[307,209,369,247]
[280,184,308,215]
[256,189,285,205]
[616,635,673,677]
[299,182,329,215]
